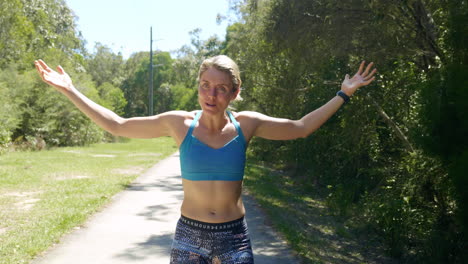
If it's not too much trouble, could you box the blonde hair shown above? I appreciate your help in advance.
[198,55,242,100]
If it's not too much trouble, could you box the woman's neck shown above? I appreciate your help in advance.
[199,111,230,132]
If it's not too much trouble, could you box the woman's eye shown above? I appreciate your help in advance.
[216,87,228,94]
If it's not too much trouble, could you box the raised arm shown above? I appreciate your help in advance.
[34,60,174,139]
[248,61,376,140]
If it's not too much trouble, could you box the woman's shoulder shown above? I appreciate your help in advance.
[159,110,199,120]
[232,110,265,121]
[230,111,265,136]
[155,111,199,131]
[232,110,275,130]
[159,110,200,145]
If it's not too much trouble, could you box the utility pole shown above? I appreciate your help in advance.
[149,26,154,116]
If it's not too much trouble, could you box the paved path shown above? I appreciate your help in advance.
[32,153,299,264]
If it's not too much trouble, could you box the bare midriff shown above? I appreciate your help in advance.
[180,179,245,223]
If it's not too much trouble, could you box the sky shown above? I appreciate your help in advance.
[65,0,233,58]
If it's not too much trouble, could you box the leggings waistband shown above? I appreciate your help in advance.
[179,215,245,231]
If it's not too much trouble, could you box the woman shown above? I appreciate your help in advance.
[35,55,376,263]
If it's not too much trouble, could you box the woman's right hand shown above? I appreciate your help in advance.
[35,60,74,93]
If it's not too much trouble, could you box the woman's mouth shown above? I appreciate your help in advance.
[206,103,216,107]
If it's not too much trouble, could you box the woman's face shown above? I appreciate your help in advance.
[198,67,238,115]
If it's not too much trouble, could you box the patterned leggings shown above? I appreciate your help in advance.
[170,215,254,264]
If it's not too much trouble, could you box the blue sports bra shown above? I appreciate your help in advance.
[179,111,247,181]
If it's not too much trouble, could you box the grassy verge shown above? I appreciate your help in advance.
[0,137,177,264]
[243,163,395,264]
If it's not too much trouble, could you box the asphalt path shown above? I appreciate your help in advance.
[32,152,300,264]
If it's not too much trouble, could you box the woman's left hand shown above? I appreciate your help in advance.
[341,61,377,96]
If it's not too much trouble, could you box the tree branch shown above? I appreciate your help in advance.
[367,93,415,153]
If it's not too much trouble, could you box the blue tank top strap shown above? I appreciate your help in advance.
[227,111,246,148]
[187,110,203,136]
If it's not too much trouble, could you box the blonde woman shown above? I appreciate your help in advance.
[35,55,376,263]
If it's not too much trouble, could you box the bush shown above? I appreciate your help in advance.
[0,66,31,153]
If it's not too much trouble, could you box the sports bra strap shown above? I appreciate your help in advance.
[187,111,203,136]
[227,111,246,145]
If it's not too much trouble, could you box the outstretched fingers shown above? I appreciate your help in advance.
[35,60,58,86]
[362,76,376,86]
[34,61,47,82]
[349,61,378,89]
[34,60,41,73]
[357,61,366,75]
[35,60,48,79]
[363,68,377,80]
[36,60,51,72]
[57,65,65,74]
[362,62,374,77]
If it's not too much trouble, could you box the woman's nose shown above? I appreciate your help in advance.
[208,88,217,97]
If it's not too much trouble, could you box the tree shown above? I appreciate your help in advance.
[121,51,174,117]
[97,82,127,116]
[0,0,103,149]
[225,0,466,261]
[86,43,125,87]
[0,0,84,70]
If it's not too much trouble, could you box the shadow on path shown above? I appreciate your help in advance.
[114,233,174,262]
[32,153,299,264]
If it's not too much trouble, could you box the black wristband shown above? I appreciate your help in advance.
[336,90,350,104]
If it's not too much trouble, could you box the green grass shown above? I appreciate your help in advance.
[0,137,177,264]
[243,163,394,264]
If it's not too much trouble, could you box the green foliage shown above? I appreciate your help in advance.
[0,67,25,153]
[120,51,175,117]
[10,68,104,147]
[86,43,126,87]
[97,82,127,116]
[0,0,34,68]
[169,83,198,111]
[120,52,150,117]
[227,0,467,262]
[361,151,452,259]
[0,0,84,70]
[0,0,101,150]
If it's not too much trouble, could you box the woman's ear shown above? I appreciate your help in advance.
[232,86,242,101]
